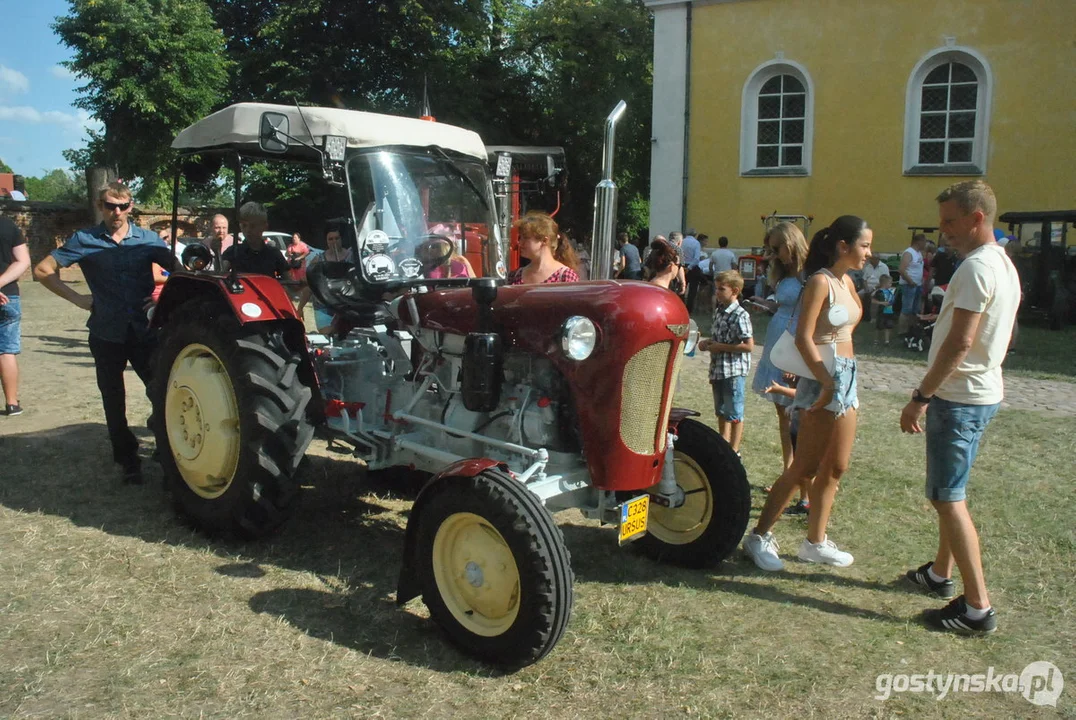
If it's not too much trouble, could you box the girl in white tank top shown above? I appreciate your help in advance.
[742,216,873,573]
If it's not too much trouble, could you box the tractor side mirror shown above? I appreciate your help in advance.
[259,112,290,154]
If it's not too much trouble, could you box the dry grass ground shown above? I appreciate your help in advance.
[1,282,1074,718]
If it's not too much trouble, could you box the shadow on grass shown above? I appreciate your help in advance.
[28,334,88,349]
[560,524,906,624]
[247,587,503,675]
[1,422,908,668]
[0,422,487,673]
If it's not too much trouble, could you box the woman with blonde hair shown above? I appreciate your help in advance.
[508,211,579,284]
[751,222,809,509]
[743,215,871,571]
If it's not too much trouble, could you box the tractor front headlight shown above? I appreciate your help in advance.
[684,319,700,355]
[561,316,597,361]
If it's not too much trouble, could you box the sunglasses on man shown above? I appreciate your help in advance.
[103,200,132,211]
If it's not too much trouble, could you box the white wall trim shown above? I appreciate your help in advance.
[739,57,815,176]
[646,3,689,238]
[902,44,993,175]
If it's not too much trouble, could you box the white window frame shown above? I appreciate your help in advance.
[903,45,992,176]
[740,59,814,177]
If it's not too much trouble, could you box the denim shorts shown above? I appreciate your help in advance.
[925,398,1000,502]
[0,294,21,355]
[711,375,746,422]
[790,356,859,417]
[900,285,922,315]
[313,306,335,331]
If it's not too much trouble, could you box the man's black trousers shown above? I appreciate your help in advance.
[87,330,156,465]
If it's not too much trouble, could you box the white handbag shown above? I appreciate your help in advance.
[768,272,844,378]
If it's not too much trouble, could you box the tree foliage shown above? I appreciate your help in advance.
[0,158,13,174]
[54,0,232,196]
[56,0,655,231]
[23,169,88,204]
[506,0,653,236]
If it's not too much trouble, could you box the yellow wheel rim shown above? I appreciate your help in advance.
[164,344,241,499]
[647,451,713,545]
[432,512,521,637]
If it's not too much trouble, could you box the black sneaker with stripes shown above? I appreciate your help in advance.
[923,595,997,635]
[906,561,956,598]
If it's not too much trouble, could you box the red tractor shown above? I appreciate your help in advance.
[151,102,750,667]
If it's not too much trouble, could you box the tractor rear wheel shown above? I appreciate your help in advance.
[636,418,751,568]
[150,300,314,537]
[414,468,573,667]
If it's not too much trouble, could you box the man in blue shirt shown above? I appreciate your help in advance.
[681,228,706,312]
[34,182,175,484]
[614,232,642,279]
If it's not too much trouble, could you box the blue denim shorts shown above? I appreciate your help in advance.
[925,398,1000,502]
[313,306,335,331]
[900,285,922,315]
[712,375,746,422]
[790,356,859,417]
[0,294,21,355]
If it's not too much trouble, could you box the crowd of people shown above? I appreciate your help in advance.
[1,179,1020,635]
[723,180,1019,636]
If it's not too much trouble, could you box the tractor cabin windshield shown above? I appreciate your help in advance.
[346,150,505,285]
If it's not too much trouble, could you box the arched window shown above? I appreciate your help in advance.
[741,59,814,176]
[904,46,992,175]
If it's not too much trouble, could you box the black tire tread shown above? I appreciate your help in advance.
[417,468,573,667]
[636,418,751,568]
[150,298,314,537]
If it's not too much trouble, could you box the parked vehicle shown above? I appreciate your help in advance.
[151,102,750,667]
[999,210,1076,329]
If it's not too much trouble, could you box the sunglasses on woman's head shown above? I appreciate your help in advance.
[103,200,131,211]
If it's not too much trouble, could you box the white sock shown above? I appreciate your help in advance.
[964,602,991,620]
[927,564,949,583]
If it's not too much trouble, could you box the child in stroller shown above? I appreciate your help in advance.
[903,283,947,352]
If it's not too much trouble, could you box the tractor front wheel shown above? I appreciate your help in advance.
[636,418,751,568]
[415,468,573,667]
[150,300,314,537]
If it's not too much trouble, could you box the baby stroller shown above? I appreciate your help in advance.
[903,284,947,352]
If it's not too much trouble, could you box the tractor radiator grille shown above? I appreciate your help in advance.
[656,345,685,453]
[620,341,679,454]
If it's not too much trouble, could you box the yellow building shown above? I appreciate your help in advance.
[645,0,1076,252]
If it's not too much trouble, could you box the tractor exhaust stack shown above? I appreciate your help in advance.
[590,100,627,280]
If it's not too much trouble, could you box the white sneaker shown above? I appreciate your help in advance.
[797,536,854,567]
[743,531,784,571]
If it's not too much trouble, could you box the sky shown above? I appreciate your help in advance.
[0,0,101,178]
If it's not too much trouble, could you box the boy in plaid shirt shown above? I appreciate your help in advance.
[698,270,754,453]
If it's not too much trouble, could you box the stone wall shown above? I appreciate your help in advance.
[0,199,226,282]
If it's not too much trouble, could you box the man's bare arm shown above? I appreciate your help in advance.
[918,307,981,396]
[0,244,30,290]
[34,255,93,311]
[899,251,915,286]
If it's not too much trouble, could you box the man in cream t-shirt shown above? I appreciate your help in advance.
[899,180,1019,636]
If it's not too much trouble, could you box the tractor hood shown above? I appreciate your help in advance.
[404,280,692,491]
[405,280,690,358]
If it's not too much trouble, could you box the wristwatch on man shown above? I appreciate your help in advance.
[912,388,933,404]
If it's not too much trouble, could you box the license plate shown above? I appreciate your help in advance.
[618,495,649,545]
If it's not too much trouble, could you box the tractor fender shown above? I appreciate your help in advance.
[396,458,508,605]
[153,273,324,423]
[153,272,299,328]
[668,408,701,433]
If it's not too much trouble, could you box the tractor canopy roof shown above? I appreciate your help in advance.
[172,102,488,162]
[998,210,1076,225]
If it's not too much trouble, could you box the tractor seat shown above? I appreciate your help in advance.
[306,260,395,327]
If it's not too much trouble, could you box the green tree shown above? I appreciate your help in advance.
[507,0,654,237]
[53,0,232,197]
[23,169,88,204]
[0,158,13,174]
